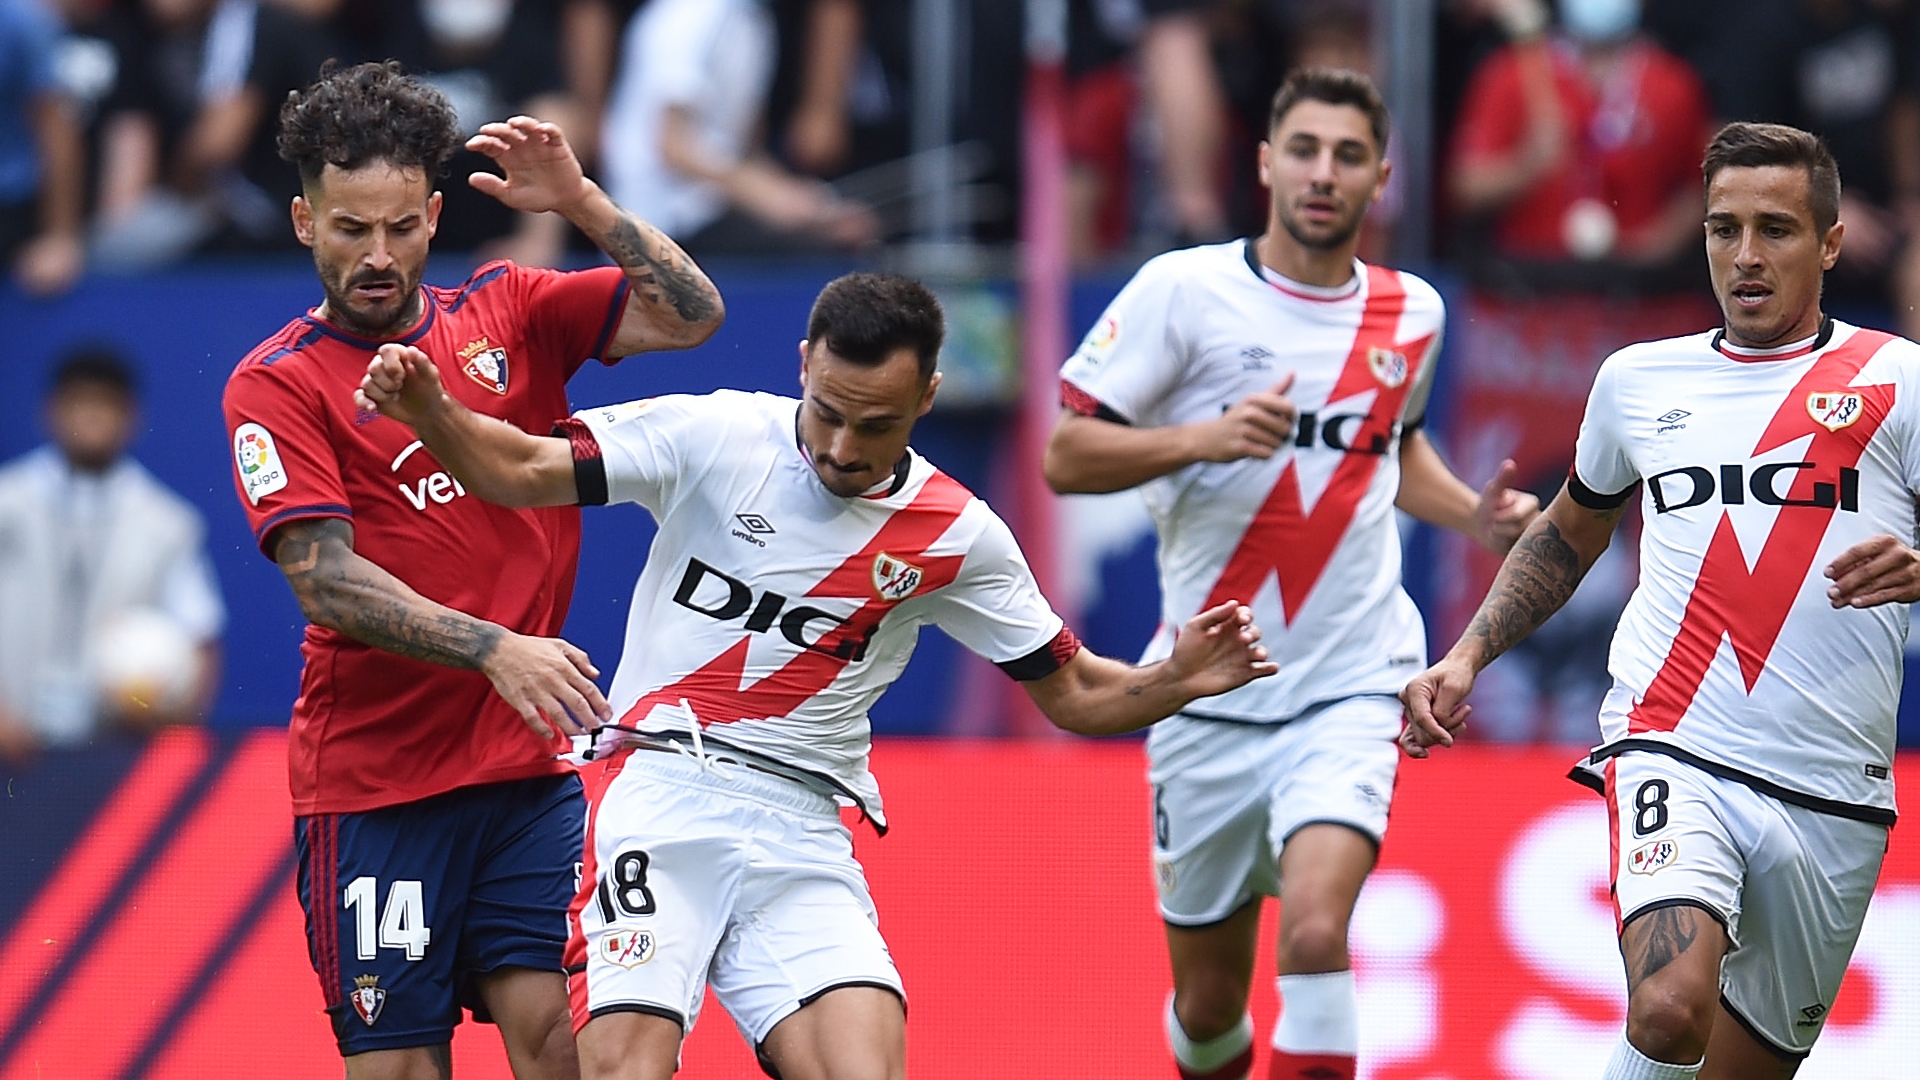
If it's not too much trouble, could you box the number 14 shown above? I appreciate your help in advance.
[344,876,433,961]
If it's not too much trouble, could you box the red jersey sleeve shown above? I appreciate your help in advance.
[514,263,631,378]
[223,355,351,558]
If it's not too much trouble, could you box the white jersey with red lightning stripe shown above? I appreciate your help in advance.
[575,390,1065,829]
[1059,240,1445,720]
[1574,320,1920,821]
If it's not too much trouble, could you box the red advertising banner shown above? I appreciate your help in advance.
[1,732,1914,1078]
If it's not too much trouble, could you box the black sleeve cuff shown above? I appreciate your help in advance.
[552,417,609,506]
[995,626,1083,681]
[1565,467,1635,510]
[1403,413,1426,433]
[1060,380,1132,426]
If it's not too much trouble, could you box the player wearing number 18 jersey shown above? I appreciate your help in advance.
[354,272,1278,1080]
[1047,69,1539,1080]
[1405,124,1920,1080]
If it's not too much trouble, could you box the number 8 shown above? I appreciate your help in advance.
[1633,779,1670,837]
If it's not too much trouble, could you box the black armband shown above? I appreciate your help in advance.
[996,626,1083,681]
[1565,466,1636,510]
[552,418,609,506]
[1060,381,1132,426]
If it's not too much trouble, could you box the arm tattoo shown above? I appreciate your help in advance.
[275,520,503,670]
[598,210,719,326]
[1461,519,1587,665]
[1624,906,1702,988]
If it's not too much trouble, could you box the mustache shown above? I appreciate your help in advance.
[346,270,404,288]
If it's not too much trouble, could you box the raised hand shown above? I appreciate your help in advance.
[1397,657,1476,759]
[1474,458,1541,554]
[480,631,611,740]
[466,115,594,216]
[1193,373,1299,463]
[1825,533,1920,608]
[1166,599,1279,698]
[356,343,449,427]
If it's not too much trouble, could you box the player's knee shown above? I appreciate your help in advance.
[1172,982,1252,1042]
[1625,982,1716,1062]
[1277,912,1349,973]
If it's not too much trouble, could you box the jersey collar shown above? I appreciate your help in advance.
[304,287,438,349]
[1242,238,1363,301]
[1711,316,1834,363]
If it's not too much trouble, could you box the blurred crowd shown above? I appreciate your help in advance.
[5,0,1920,319]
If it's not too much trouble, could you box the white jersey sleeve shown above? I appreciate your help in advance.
[923,508,1065,666]
[1572,351,1641,500]
[575,392,738,517]
[1059,252,1189,424]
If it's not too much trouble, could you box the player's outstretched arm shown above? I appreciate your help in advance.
[1395,436,1540,554]
[272,518,610,739]
[1399,485,1622,756]
[357,344,579,508]
[465,115,724,356]
[1043,375,1298,494]
[1024,601,1278,736]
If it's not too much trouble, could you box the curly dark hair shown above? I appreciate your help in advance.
[277,60,463,186]
[806,273,945,382]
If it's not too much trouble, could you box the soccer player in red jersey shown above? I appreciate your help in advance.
[1405,123,1920,1079]
[1045,69,1538,1080]
[221,62,721,1080]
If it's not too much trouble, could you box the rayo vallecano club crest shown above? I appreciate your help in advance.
[459,336,509,394]
[350,974,387,1026]
[1368,346,1408,389]
[872,552,923,602]
[1807,390,1862,432]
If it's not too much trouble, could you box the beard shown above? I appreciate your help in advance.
[1279,201,1364,252]
[316,256,421,338]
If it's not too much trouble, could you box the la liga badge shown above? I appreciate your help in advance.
[1807,390,1862,432]
[233,422,288,505]
[872,552,924,602]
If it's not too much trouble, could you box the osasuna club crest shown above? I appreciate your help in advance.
[459,336,510,394]
[871,552,923,602]
[1807,390,1862,432]
[350,974,387,1026]
[1368,346,1409,389]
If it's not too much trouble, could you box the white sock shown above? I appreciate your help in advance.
[1165,993,1253,1076]
[1271,971,1358,1055]
[1601,1032,1704,1079]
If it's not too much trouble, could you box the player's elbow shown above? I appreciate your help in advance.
[1041,437,1104,495]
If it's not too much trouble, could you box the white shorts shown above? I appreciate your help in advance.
[1145,695,1400,926]
[1606,751,1889,1058]
[568,750,903,1049]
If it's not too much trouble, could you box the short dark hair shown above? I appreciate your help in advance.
[1268,67,1390,156]
[805,273,945,381]
[1702,122,1842,235]
[278,60,464,187]
[50,344,137,400]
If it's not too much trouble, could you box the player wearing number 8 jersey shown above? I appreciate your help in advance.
[1046,69,1539,1080]
[354,271,1279,1080]
[1404,122,1920,1079]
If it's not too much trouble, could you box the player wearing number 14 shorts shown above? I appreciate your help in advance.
[1046,68,1539,1080]
[354,271,1278,1080]
[1404,123,1919,1080]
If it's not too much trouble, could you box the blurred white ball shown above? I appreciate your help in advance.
[1562,198,1619,260]
[93,608,201,716]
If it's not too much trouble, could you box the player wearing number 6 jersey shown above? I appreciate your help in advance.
[354,271,1278,1080]
[221,63,723,1080]
[1045,68,1539,1080]
[1403,123,1920,1080]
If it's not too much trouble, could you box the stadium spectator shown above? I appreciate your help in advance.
[222,61,721,1077]
[353,270,1275,1080]
[86,0,333,269]
[1447,0,1714,271]
[1,0,84,295]
[0,346,224,759]
[599,0,879,256]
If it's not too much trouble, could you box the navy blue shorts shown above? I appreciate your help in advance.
[295,772,585,1056]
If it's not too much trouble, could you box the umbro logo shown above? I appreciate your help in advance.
[731,513,775,547]
[1656,409,1690,434]
[1241,345,1275,369]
